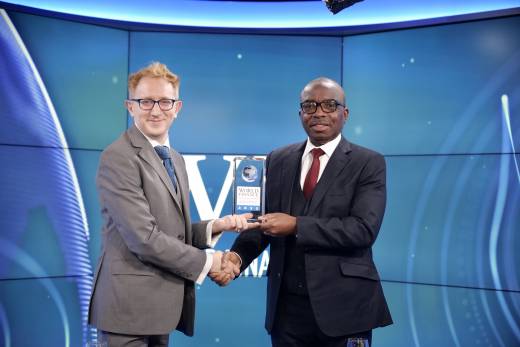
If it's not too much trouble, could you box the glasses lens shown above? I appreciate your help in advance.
[321,100,337,113]
[158,99,174,110]
[139,99,155,110]
[301,102,317,114]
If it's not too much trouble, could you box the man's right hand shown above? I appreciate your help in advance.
[209,251,241,287]
[209,251,223,275]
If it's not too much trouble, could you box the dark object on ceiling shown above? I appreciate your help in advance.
[324,0,364,15]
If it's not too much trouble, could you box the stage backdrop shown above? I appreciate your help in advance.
[0,8,519,347]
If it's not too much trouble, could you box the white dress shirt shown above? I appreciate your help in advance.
[300,134,342,189]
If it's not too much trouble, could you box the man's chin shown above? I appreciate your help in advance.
[309,136,328,146]
[310,131,327,140]
[144,128,166,139]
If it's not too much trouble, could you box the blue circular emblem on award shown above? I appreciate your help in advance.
[233,157,265,221]
[242,165,258,182]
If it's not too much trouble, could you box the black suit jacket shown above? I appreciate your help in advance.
[231,137,392,337]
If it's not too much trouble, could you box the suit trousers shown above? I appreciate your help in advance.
[98,330,169,347]
[271,293,372,347]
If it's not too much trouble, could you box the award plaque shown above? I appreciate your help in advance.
[232,156,266,222]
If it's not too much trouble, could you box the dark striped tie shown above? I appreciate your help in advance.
[154,145,178,192]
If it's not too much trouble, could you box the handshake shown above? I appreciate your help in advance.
[205,212,297,286]
[205,212,260,286]
[208,251,242,286]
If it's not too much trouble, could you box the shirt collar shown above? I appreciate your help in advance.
[303,133,342,159]
[134,122,171,149]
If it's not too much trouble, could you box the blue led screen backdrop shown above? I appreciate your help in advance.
[0,9,518,347]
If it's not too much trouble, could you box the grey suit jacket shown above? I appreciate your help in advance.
[88,125,209,336]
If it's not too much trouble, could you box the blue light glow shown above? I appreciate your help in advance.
[1,0,519,28]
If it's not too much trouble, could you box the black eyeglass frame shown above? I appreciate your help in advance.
[128,98,177,111]
[300,99,345,114]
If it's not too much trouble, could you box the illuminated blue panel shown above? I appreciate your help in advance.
[1,142,104,276]
[7,11,128,150]
[376,282,520,347]
[0,145,102,278]
[342,15,520,155]
[69,149,104,269]
[0,277,87,346]
[377,154,520,291]
[129,32,341,154]
[1,0,519,28]
[0,11,98,345]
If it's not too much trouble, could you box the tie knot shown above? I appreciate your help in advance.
[154,145,171,160]
[311,148,325,159]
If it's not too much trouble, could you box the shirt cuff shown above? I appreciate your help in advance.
[230,251,243,268]
[206,219,224,248]
[195,249,214,285]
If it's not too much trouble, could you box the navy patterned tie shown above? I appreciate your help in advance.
[154,145,178,192]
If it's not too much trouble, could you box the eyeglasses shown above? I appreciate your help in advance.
[300,99,344,114]
[129,98,177,111]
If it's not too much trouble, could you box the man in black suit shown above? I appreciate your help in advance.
[219,77,392,346]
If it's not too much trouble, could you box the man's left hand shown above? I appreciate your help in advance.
[212,213,260,235]
[259,213,297,237]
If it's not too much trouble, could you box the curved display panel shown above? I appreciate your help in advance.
[0,8,518,347]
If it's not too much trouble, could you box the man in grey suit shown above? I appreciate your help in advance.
[88,62,254,346]
[218,77,392,346]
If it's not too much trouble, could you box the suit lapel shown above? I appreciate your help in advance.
[280,143,305,214]
[308,138,352,214]
[272,143,305,267]
[171,150,192,242]
[128,126,183,212]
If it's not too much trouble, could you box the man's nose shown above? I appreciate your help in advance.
[150,101,163,114]
[314,105,327,116]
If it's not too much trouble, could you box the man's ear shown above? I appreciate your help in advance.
[343,107,349,122]
[174,100,183,115]
[125,100,134,115]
